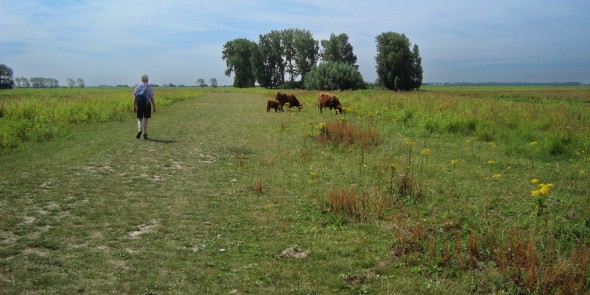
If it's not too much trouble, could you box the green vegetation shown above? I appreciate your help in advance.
[375,32,423,91]
[304,62,366,90]
[0,87,205,148]
[223,29,398,91]
[1,87,589,294]
[0,64,15,89]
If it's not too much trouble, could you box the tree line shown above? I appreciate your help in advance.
[0,64,86,89]
[14,77,85,88]
[222,29,423,91]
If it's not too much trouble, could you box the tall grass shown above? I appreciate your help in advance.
[343,87,590,160]
[0,87,205,148]
[299,87,589,293]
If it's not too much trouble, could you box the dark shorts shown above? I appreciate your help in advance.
[136,102,152,119]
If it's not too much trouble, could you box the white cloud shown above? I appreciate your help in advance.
[1,0,589,85]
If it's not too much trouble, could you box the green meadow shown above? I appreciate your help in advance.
[0,86,589,294]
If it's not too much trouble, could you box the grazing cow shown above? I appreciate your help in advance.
[266,100,283,112]
[317,92,343,113]
[275,92,304,110]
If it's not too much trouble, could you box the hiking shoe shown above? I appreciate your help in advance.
[143,134,148,140]
[136,131,142,139]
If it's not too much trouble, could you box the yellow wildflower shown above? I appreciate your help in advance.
[531,178,540,184]
[420,148,431,156]
[492,174,502,180]
[537,183,554,196]
[531,190,541,197]
[487,160,495,165]
[405,139,416,146]
[451,159,458,166]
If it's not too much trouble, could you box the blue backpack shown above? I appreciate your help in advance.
[134,85,150,105]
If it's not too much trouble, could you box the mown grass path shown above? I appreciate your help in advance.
[1,92,394,294]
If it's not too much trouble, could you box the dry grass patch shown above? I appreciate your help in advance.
[316,120,379,148]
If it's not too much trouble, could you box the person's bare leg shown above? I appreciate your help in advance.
[142,118,149,139]
[136,119,142,139]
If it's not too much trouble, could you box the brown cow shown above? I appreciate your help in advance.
[275,92,303,111]
[266,100,283,112]
[317,92,343,113]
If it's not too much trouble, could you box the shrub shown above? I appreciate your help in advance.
[304,62,366,90]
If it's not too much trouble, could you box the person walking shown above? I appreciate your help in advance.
[133,74,156,140]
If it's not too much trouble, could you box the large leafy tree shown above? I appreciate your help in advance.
[0,64,15,89]
[253,29,318,88]
[320,33,357,67]
[293,29,319,85]
[375,32,423,91]
[222,38,258,88]
[281,29,297,83]
[254,30,284,88]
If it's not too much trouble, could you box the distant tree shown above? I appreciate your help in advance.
[280,28,319,85]
[196,78,205,88]
[304,61,366,91]
[15,77,30,88]
[375,32,423,91]
[320,33,357,67]
[0,64,15,89]
[209,78,218,88]
[222,38,258,88]
[251,29,318,88]
[168,83,176,87]
[293,29,319,85]
[48,78,59,88]
[29,77,59,88]
[410,44,423,90]
[253,30,284,88]
[76,78,85,88]
[282,29,297,83]
[67,78,76,88]
[29,77,43,88]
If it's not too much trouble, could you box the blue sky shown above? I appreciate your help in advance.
[1,0,589,86]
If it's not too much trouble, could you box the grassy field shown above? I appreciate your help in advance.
[0,87,589,294]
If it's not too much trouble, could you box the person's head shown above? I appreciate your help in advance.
[141,74,149,83]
